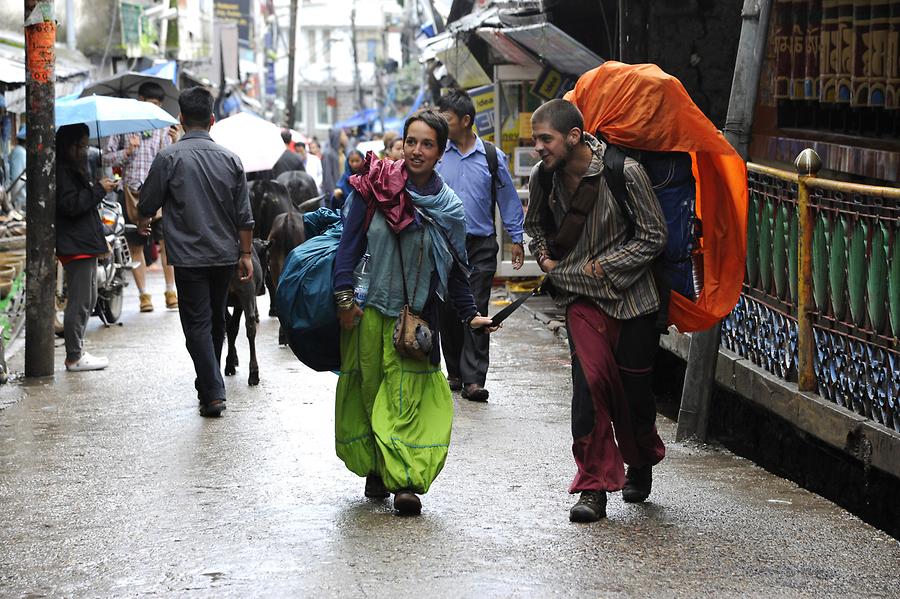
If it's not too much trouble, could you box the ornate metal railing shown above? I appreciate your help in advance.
[722,151,900,433]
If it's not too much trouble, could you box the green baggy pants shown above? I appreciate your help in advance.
[335,307,452,494]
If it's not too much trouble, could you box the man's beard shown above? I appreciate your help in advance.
[547,139,578,172]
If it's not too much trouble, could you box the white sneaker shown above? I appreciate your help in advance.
[66,352,109,372]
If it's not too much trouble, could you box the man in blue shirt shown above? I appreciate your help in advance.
[436,89,525,402]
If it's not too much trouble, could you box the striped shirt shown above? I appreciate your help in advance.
[524,133,667,320]
[103,128,172,191]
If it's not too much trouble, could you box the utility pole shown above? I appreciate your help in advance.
[350,4,363,111]
[285,0,298,127]
[24,0,57,378]
[618,0,649,63]
[675,0,772,442]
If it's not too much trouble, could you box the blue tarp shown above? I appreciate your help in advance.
[141,61,178,85]
[333,107,378,129]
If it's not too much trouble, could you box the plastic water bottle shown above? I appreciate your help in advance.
[353,253,371,308]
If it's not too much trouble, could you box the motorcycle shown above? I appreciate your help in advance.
[93,193,137,324]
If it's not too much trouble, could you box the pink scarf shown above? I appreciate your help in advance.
[349,151,415,233]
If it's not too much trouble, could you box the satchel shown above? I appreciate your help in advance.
[390,227,433,362]
[392,304,433,362]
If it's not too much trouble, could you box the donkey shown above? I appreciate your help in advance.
[224,239,268,386]
[267,209,307,345]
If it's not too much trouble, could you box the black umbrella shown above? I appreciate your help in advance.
[80,72,180,118]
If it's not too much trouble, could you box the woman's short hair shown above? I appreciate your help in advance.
[402,108,449,151]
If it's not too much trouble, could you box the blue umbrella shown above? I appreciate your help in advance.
[55,95,178,139]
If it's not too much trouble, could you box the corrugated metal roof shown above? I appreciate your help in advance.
[0,31,94,85]
[501,23,603,76]
[476,27,540,67]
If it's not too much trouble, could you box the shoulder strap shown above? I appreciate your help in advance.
[601,142,636,239]
[483,140,499,202]
[483,141,499,232]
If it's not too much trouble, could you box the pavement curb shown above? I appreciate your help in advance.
[516,291,900,482]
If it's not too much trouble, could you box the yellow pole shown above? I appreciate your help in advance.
[794,149,821,392]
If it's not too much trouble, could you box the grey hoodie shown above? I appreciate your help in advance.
[320,127,343,199]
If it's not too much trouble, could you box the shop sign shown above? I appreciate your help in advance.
[531,66,575,101]
[468,84,495,140]
[214,0,252,48]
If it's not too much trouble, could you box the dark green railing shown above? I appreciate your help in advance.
[722,152,900,432]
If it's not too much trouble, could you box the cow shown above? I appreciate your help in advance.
[275,170,321,211]
[267,209,307,345]
[249,179,292,241]
[224,238,268,386]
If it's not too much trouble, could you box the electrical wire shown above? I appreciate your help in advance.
[597,0,614,61]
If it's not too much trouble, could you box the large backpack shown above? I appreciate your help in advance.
[275,208,344,372]
[536,138,700,327]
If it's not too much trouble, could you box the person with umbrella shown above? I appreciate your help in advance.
[55,123,117,372]
[102,81,179,313]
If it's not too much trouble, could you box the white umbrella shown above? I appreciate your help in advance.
[210,112,284,173]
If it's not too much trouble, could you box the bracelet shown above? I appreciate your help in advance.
[334,290,355,310]
[464,312,481,327]
[240,250,252,255]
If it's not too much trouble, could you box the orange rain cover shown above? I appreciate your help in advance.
[564,61,748,333]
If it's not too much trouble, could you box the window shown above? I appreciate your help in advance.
[316,90,332,126]
[294,93,304,127]
[366,39,377,63]
[323,28,332,64]
[307,30,317,63]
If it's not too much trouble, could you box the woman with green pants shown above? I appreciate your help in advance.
[332,109,497,516]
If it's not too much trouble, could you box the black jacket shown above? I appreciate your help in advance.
[56,162,107,256]
[271,149,305,179]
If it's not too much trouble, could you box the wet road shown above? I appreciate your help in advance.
[1,273,898,597]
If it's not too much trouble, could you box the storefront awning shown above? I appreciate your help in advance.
[1,31,94,114]
[476,27,541,68]
[494,23,603,76]
[422,31,492,89]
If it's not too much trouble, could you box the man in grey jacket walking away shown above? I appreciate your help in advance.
[139,87,255,417]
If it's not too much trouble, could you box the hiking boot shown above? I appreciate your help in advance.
[393,491,422,516]
[165,290,178,309]
[569,490,607,522]
[461,383,489,402]
[139,293,154,312]
[364,474,389,499]
[447,376,462,392]
[65,352,109,372]
[622,465,652,503]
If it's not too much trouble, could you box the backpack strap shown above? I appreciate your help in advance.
[483,140,499,233]
[601,141,636,239]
